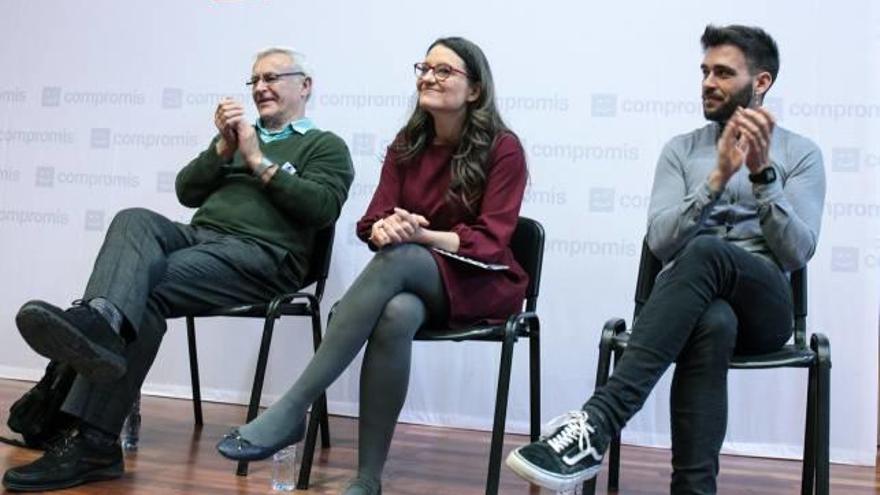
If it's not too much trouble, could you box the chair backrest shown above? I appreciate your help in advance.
[510,217,546,312]
[302,226,336,302]
[632,238,808,347]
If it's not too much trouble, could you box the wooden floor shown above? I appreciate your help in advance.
[0,379,876,494]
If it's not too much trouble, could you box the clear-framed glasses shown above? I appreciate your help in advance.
[246,71,306,87]
[413,62,469,82]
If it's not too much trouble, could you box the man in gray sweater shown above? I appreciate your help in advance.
[507,25,825,494]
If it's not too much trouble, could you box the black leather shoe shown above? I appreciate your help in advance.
[216,418,306,462]
[2,431,123,492]
[16,300,126,382]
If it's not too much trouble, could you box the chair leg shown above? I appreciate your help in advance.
[801,361,817,495]
[813,335,831,495]
[310,308,331,448]
[529,321,541,442]
[235,314,278,477]
[607,350,622,493]
[485,331,516,495]
[583,324,618,495]
[121,392,142,451]
[186,316,203,426]
[297,397,324,490]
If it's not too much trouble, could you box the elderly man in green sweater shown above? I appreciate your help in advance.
[4,47,354,492]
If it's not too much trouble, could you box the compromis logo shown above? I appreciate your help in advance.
[0,129,74,145]
[90,128,199,149]
[160,88,248,109]
[829,243,880,272]
[41,87,145,107]
[789,101,880,120]
[589,188,615,212]
[497,94,569,113]
[156,171,176,193]
[0,209,69,226]
[830,147,880,173]
[34,166,140,189]
[529,142,639,163]
[591,94,617,117]
[351,133,376,157]
[0,89,26,104]
[825,202,880,220]
[85,210,105,231]
[524,186,567,206]
[830,246,859,272]
[0,167,21,182]
[546,238,638,258]
[584,187,651,212]
[591,93,704,118]
[318,93,414,109]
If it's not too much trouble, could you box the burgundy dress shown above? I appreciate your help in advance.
[356,132,529,328]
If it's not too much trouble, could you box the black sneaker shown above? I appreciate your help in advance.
[2,430,123,492]
[506,410,607,491]
[16,300,126,382]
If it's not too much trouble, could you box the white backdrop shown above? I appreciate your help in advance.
[0,0,877,467]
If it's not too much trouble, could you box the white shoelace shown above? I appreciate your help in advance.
[545,410,597,458]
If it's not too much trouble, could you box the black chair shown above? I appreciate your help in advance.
[296,217,546,495]
[583,239,831,495]
[124,227,335,477]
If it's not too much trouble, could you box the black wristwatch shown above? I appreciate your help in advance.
[748,166,777,184]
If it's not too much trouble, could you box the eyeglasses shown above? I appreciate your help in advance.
[413,62,469,82]
[246,72,306,87]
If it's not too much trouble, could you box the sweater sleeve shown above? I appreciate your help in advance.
[175,136,232,208]
[356,148,402,249]
[450,133,528,262]
[263,132,354,228]
[754,141,825,271]
[646,139,721,261]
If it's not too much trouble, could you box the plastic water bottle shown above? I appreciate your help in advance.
[121,395,141,452]
[556,484,583,495]
[271,445,297,492]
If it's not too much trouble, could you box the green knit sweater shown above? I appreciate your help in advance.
[175,128,354,283]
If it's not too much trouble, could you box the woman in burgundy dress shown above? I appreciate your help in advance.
[218,36,528,495]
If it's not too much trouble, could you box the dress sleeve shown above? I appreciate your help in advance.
[356,148,403,248]
[450,133,528,262]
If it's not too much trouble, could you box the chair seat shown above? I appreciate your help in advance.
[610,332,816,369]
[730,344,816,369]
[416,324,505,342]
[195,302,311,318]
[415,319,532,342]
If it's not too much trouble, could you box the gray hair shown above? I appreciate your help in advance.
[254,46,312,78]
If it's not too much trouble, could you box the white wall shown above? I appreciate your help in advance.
[0,0,877,466]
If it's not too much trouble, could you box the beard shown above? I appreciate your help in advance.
[703,83,754,122]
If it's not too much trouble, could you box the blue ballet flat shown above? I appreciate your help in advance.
[215,419,306,462]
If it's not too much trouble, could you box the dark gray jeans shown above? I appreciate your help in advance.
[61,207,301,434]
[585,236,793,495]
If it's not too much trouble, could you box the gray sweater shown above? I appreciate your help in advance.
[646,122,826,272]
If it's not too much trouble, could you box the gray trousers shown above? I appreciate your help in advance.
[61,207,302,434]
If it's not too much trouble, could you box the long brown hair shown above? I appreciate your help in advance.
[394,37,508,214]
